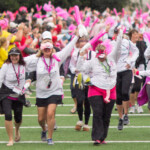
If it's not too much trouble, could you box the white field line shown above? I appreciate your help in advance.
[30,104,74,107]
[1,114,150,117]
[1,141,150,144]
[28,96,72,99]
[0,126,150,129]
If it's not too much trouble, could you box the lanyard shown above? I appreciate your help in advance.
[100,60,110,75]
[42,56,52,75]
[12,64,20,86]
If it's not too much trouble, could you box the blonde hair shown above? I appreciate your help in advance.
[96,44,106,51]
[0,37,6,47]
[36,48,56,57]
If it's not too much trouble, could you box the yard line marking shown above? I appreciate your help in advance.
[30,104,74,107]
[1,114,150,117]
[0,126,150,129]
[1,141,150,144]
[28,96,72,99]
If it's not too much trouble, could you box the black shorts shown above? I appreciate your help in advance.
[131,76,143,93]
[36,95,62,107]
[116,70,132,105]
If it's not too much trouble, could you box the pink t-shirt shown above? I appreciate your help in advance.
[88,85,116,100]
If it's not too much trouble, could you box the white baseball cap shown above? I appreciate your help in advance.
[47,22,56,28]
[10,22,18,28]
[42,31,52,40]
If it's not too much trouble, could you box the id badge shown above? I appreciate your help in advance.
[47,80,52,88]
[13,86,22,95]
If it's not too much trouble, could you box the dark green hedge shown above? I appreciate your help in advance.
[0,0,130,12]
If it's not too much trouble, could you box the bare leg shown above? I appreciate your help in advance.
[117,105,123,119]
[37,107,47,132]
[14,122,21,142]
[123,101,129,115]
[5,120,13,146]
[47,104,57,139]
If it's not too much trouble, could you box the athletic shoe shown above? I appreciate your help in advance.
[118,118,123,130]
[47,139,54,145]
[123,115,129,125]
[83,124,90,131]
[24,100,31,107]
[137,105,143,113]
[41,131,47,141]
[94,140,101,145]
[129,106,135,114]
[75,121,83,131]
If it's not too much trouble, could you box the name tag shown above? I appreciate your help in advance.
[13,86,22,95]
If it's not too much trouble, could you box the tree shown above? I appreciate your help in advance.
[90,0,130,12]
[0,0,130,12]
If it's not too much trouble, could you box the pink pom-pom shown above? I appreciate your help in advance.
[105,17,115,27]
[74,5,82,25]
[0,18,9,30]
[19,6,28,13]
[147,3,150,10]
[33,13,41,18]
[57,11,69,20]
[113,8,118,16]
[101,39,112,55]
[91,18,99,29]
[68,24,77,31]
[122,8,125,17]
[141,13,149,21]
[89,31,106,46]
[6,11,15,21]
[36,4,42,12]
[84,16,91,27]
[43,2,52,12]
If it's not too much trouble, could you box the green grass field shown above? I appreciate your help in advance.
[0,78,150,150]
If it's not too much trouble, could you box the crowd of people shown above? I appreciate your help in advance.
[0,2,150,146]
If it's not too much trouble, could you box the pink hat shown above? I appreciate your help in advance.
[0,18,9,30]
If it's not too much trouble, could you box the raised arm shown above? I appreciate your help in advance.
[24,54,39,72]
[108,29,123,63]
[55,36,79,66]
[126,41,139,68]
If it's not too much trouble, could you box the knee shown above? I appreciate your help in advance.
[47,111,55,120]
[14,116,22,123]
[38,116,46,123]
[122,91,129,101]
[5,114,12,121]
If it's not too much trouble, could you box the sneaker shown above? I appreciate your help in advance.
[123,115,129,125]
[94,140,101,145]
[41,131,47,141]
[118,118,123,130]
[75,121,83,131]
[24,100,31,107]
[47,139,54,145]
[83,124,90,131]
[129,106,135,114]
[137,105,143,113]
